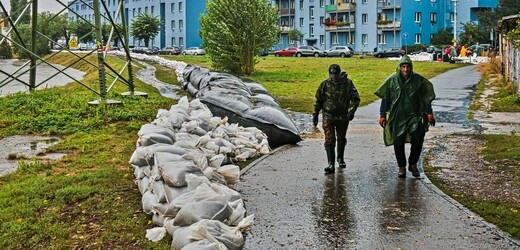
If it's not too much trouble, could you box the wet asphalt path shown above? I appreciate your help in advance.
[237,65,519,249]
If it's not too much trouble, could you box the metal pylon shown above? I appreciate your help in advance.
[0,0,144,103]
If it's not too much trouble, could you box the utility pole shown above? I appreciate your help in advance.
[453,0,457,46]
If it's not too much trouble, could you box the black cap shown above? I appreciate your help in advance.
[329,64,341,77]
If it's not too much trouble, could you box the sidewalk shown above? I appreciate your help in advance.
[236,65,520,249]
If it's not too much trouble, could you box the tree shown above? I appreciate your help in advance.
[506,17,520,49]
[478,0,520,32]
[129,13,162,47]
[458,21,490,46]
[70,19,95,43]
[288,29,303,47]
[430,28,453,46]
[200,0,279,75]
[9,0,30,24]
[0,40,13,59]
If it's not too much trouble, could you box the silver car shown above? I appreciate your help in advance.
[295,46,326,57]
[182,47,206,55]
[325,46,353,58]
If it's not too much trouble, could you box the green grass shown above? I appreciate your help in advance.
[0,53,471,248]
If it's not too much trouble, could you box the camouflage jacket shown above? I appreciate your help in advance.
[314,71,361,120]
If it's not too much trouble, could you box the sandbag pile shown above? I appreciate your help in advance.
[130,96,266,249]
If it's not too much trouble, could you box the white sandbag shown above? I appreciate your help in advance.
[181,239,227,250]
[164,217,178,236]
[158,161,204,187]
[209,155,226,169]
[138,176,151,194]
[188,98,209,112]
[136,144,187,165]
[164,183,220,218]
[234,150,252,162]
[138,123,176,140]
[164,185,189,204]
[173,196,233,227]
[227,200,246,226]
[209,183,242,202]
[168,114,189,129]
[183,151,209,170]
[140,132,175,146]
[146,227,167,242]
[216,165,240,186]
[133,164,150,179]
[182,120,208,136]
[130,150,148,166]
[185,174,211,191]
[195,134,212,148]
[155,152,189,167]
[152,180,167,203]
[175,132,200,144]
[142,190,158,214]
[208,170,227,186]
[153,212,165,227]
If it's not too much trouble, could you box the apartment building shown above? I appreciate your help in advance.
[68,0,497,52]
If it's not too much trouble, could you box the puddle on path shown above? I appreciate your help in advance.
[0,135,66,177]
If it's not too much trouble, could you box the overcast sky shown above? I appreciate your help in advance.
[2,0,67,14]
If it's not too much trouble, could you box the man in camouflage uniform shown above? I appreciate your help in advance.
[313,64,361,174]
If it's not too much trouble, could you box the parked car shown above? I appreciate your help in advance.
[325,46,353,58]
[467,44,492,56]
[158,46,181,55]
[410,45,442,55]
[145,47,160,55]
[131,46,147,54]
[373,48,405,58]
[78,43,88,51]
[274,47,297,57]
[295,46,326,57]
[182,47,206,55]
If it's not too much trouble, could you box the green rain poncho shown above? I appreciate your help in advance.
[374,55,436,146]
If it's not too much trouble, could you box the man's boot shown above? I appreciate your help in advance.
[337,143,346,168]
[324,148,335,174]
[408,164,420,178]
[398,167,406,178]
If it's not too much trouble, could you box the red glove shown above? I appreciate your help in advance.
[379,117,386,128]
[428,113,436,126]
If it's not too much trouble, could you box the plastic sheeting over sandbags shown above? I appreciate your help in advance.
[181,65,301,148]
[131,96,263,248]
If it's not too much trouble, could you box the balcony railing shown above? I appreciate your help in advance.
[280,8,295,16]
[279,26,294,33]
[377,0,402,9]
[324,23,356,31]
[325,3,356,12]
[377,20,401,30]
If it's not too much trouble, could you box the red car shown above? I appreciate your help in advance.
[274,47,297,57]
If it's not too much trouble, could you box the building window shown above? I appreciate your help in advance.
[320,0,325,7]
[172,37,175,46]
[362,14,368,24]
[431,0,436,2]
[179,2,183,12]
[430,12,437,23]
[378,34,386,44]
[320,35,324,44]
[450,12,455,23]
[145,7,148,13]
[415,12,421,22]
[300,0,304,9]
[310,24,314,36]
[320,16,324,26]
[300,18,304,26]
[179,37,184,48]
[415,33,421,44]
[179,20,183,31]
[362,34,368,44]
[151,6,154,15]
[348,33,355,44]
[309,6,314,21]
[363,0,368,3]
[332,33,338,44]
[171,3,175,12]
[171,20,175,30]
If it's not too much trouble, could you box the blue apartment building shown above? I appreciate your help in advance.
[68,0,497,52]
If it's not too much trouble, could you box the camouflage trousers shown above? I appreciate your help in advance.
[322,117,349,149]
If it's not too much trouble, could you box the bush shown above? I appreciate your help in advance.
[0,41,13,59]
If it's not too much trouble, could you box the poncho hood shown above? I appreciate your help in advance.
[396,55,413,76]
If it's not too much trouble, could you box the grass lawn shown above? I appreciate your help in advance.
[0,53,467,248]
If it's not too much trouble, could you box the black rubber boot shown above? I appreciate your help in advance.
[337,143,346,168]
[324,148,335,174]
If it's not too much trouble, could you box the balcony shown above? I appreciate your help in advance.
[279,26,294,33]
[325,3,356,12]
[280,8,295,16]
[378,1,401,9]
[377,20,401,30]
[324,22,355,32]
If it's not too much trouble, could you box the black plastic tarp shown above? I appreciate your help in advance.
[181,65,301,148]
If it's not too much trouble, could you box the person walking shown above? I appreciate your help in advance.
[374,55,436,178]
[313,64,360,174]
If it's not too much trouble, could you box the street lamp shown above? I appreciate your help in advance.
[453,0,458,46]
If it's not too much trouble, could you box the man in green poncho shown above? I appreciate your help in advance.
[374,55,436,178]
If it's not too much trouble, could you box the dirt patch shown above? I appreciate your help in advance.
[425,134,520,207]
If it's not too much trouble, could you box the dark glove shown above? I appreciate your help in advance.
[428,113,436,126]
[312,114,319,127]
[379,117,386,128]
[347,112,355,121]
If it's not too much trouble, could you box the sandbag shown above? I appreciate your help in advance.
[158,161,204,187]
[173,196,232,227]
